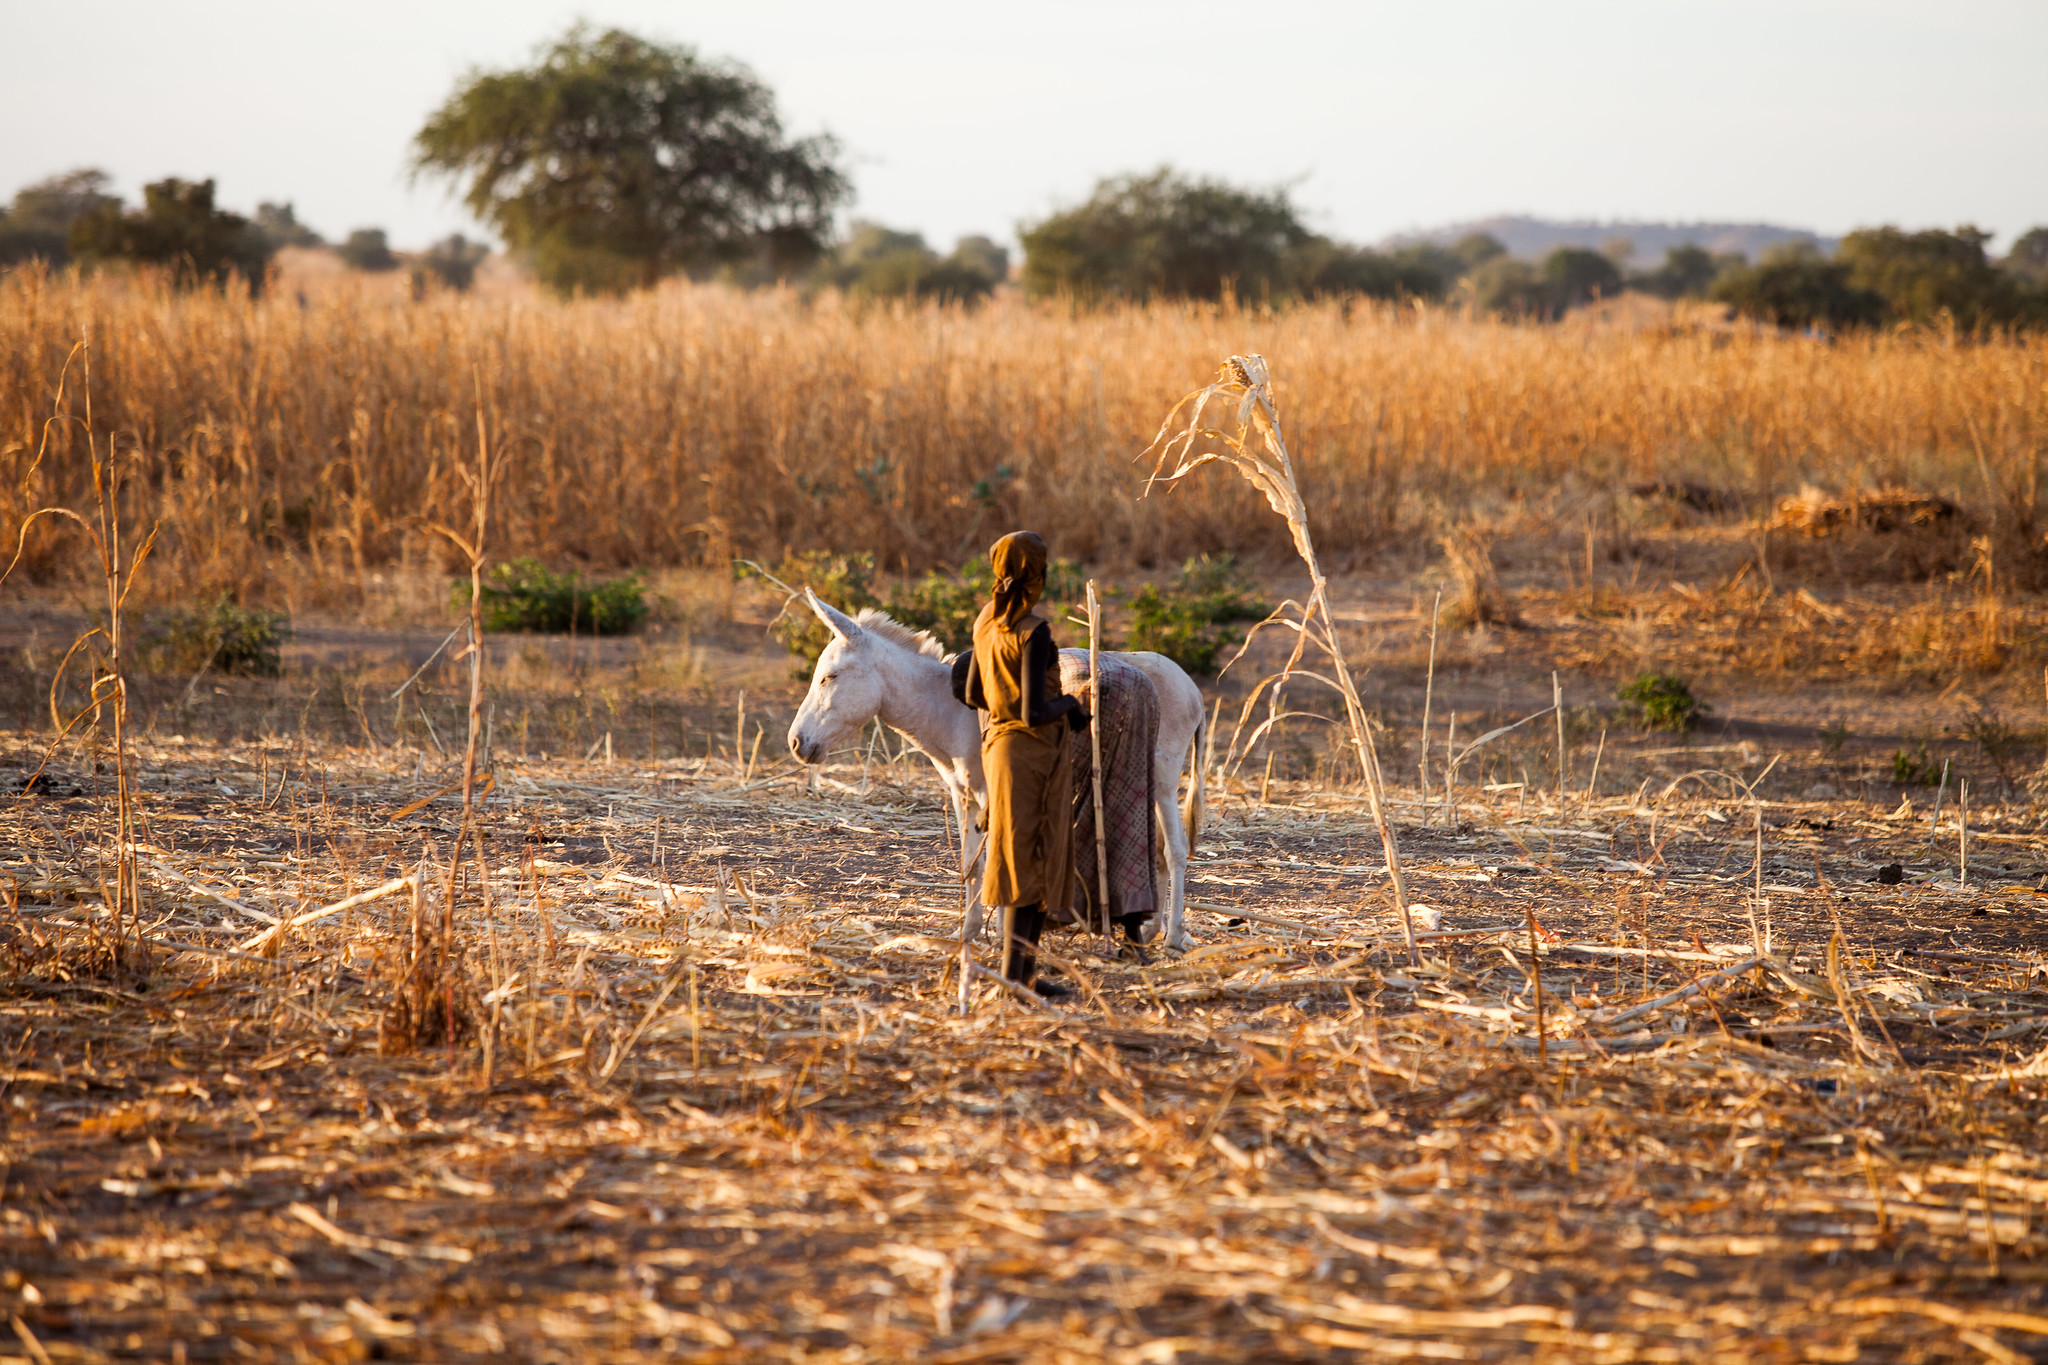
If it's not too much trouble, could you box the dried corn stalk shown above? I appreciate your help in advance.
[1141,355,1416,962]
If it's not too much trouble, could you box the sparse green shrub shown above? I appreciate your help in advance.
[1890,740,1943,786]
[1617,673,1706,732]
[886,556,1087,653]
[144,598,291,676]
[885,561,984,653]
[1958,702,2032,787]
[745,551,881,678]
[1127,554,1271,674]
[460,558,648,634]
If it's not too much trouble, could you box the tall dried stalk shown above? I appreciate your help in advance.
[1086,580,1110,940]
[2,334,158,961]
[417,377,498,1039]
[1142,354,1416,963]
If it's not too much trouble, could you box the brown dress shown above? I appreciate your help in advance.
[969,601,1076,911]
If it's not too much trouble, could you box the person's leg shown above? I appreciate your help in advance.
[1003,902,1043,983]
[1113,912,1151,965]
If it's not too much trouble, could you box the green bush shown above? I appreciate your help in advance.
[1617,673,1706,732]
[1126,554,1271,674]
[756,551,1099,677]
[144,598,291,677]
[459,558,648,634]
[886,556,1087,653]
[743,551,881,678]
[1890,742,1944,786]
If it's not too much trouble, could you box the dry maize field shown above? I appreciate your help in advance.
[7,275,2048,1363]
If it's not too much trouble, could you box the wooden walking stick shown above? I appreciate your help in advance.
[1087,580,1112,947]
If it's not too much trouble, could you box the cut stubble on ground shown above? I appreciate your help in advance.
[6,728,2048,1361]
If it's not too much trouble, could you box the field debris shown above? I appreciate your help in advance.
[5,727,2048,1362]
[1774,485,1961,536]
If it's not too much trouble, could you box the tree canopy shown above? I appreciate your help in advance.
[416,234,490,292]
[1709,244,1886,331]
[1837,225,2027,328]
[1019,170,1313,302]
[1019,169,1455,304]
[254,202,323,250]
[337,228,398,272]
[68,178,274,291]
[811,222,1008,303]
[2010,228,2048,279]
[1711,229,2046,331]
[412,25,850,294]
[1630,243,1741,299]
[0,168,120,267]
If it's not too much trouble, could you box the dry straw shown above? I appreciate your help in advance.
[1141,354,1417,962]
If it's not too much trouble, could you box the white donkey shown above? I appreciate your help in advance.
[786,590,1207,958]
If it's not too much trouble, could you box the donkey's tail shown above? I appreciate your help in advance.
[1181,716,1205,854]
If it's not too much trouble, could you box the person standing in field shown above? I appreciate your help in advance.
[952,531,1090,996]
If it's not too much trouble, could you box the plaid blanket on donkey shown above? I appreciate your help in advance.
[1055,652,1158,929]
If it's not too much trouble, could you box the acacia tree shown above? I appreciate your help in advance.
[413,25,849,294]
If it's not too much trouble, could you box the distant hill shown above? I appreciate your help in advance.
[1387,216,1836,269]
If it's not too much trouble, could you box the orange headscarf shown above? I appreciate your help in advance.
[988,531,1048,630]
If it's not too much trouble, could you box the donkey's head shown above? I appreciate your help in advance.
[787,590,887,765]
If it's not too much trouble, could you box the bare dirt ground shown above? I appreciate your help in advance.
[6,532,2048,1363]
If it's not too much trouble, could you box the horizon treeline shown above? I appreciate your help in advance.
[5,23,2045,330]
[8,161,2045,333]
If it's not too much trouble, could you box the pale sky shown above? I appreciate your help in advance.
[3,1,2044,253]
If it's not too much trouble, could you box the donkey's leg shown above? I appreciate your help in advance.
[1154,749,1192,951]
[947,782,984,1013]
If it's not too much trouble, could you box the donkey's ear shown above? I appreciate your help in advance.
[806,587,864,644]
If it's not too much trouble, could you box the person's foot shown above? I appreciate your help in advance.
[1032,977,1072,999]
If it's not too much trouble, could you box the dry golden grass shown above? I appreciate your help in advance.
[4,267,2046,611]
